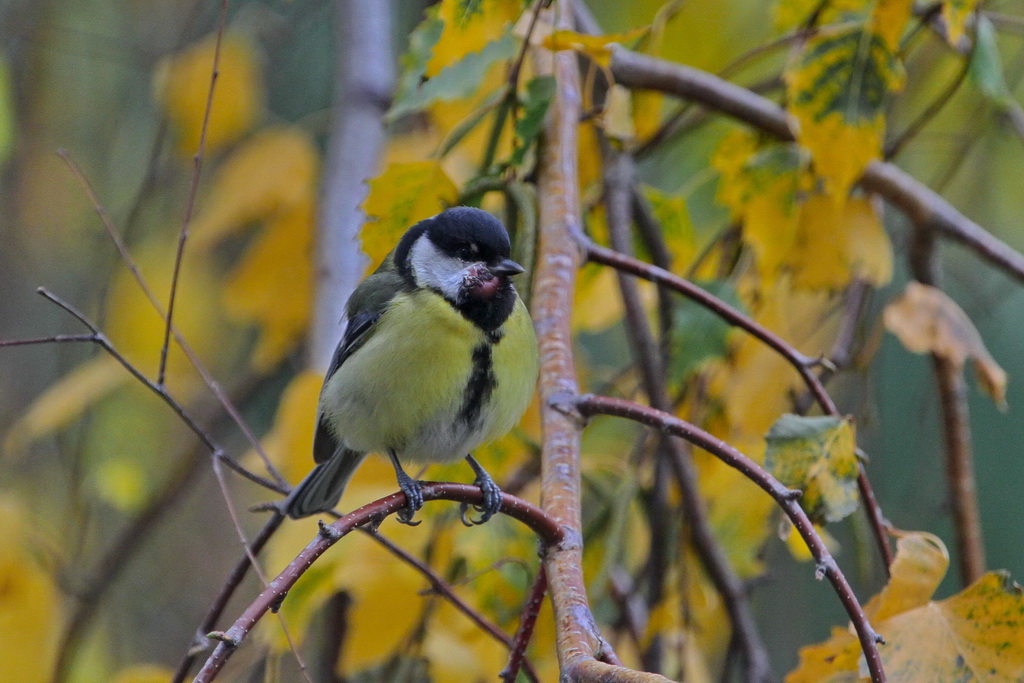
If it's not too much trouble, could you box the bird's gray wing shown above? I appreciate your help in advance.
[312,268,407,464]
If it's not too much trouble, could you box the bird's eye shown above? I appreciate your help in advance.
[457,245,478,261]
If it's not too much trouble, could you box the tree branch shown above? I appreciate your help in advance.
[608,45,1024,285]
[908,226,985,585]
[192,484,564,680]
[580,235,895,571]
[575,394,886,683]
[533,9,670,681]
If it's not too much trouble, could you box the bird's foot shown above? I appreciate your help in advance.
[394,468,423,526]
[460,455,502,526]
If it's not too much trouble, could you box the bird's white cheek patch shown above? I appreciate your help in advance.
[410,237,471,301]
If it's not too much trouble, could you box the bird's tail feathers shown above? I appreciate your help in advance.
[284,449,366,519]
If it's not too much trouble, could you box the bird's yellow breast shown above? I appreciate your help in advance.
[319,288,537,463]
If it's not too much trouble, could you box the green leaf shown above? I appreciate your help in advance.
[391,7,444,115]
[388,30,517,122]
[668,280,741,385]
[509,75,555,169]
[969,15,1012,107]
[785,25,905,196]
[765,414,859,524]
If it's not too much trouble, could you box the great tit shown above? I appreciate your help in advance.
[284,207,539,525]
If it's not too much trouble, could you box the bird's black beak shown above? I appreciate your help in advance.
[490,258,525,277]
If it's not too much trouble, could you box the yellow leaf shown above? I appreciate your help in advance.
[153,33,263,155]
[642,185,696,271]
[572,263,623,332]
[864,531,948,623]
[702,461,776,576]
[790,533,1024,682]
[774,0,871,32]
[714,136,811,276]
[869,0,914,51]
[542,26,649,67]
[0,499,60,683]
[943,0,981,45]
[540,27,643,66]
[3,355,126,456]
[705,276,836,437]
[103,241,229,397]
[222,202,314,370]
[427,0,522,76]
[267,526,426,669]
[94,457,148,512]
[603,84,636,141]
[783,520,839,562]
[360,161,459,273]
[792,193,893,290]
[246,371,320,484]
[190,127,319,249]
[111,665,175,683]
[765,415,859,524]
[884,282,1008,408]
[785,26,905,199]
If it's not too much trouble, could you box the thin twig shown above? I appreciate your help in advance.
[576,394,886,683]
[33,288,280,491]
[159,0,228,386]
[500,564,547,683]
[56,148,287,488]
[193,484,564,680]
[909,225,985,585]
[884,51,972,160]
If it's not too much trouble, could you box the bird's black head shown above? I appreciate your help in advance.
[396,207,525,332]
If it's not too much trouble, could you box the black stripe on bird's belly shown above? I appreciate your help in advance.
[459,343,497,426]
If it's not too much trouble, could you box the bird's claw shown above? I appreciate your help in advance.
[395,471,424,526]
[460,472,502,526]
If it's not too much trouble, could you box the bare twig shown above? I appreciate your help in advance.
[909,226,985,585]
[576,394,886,683]
[56,148,287,488]
[193,484,564,680]
[500,564,548,683]
[582,240,835,409]
[604,150,772,683]
[159,0,228,386]
[608,45,1024,285]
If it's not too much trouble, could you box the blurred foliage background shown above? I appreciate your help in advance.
[3,0,1024,681]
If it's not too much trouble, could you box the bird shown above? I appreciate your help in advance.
[284,206,539,526]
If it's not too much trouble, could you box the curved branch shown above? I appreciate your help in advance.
[582,222,895,571]
[193,485,564,681]
[608,45,1024,285]
[576,394,886,683]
